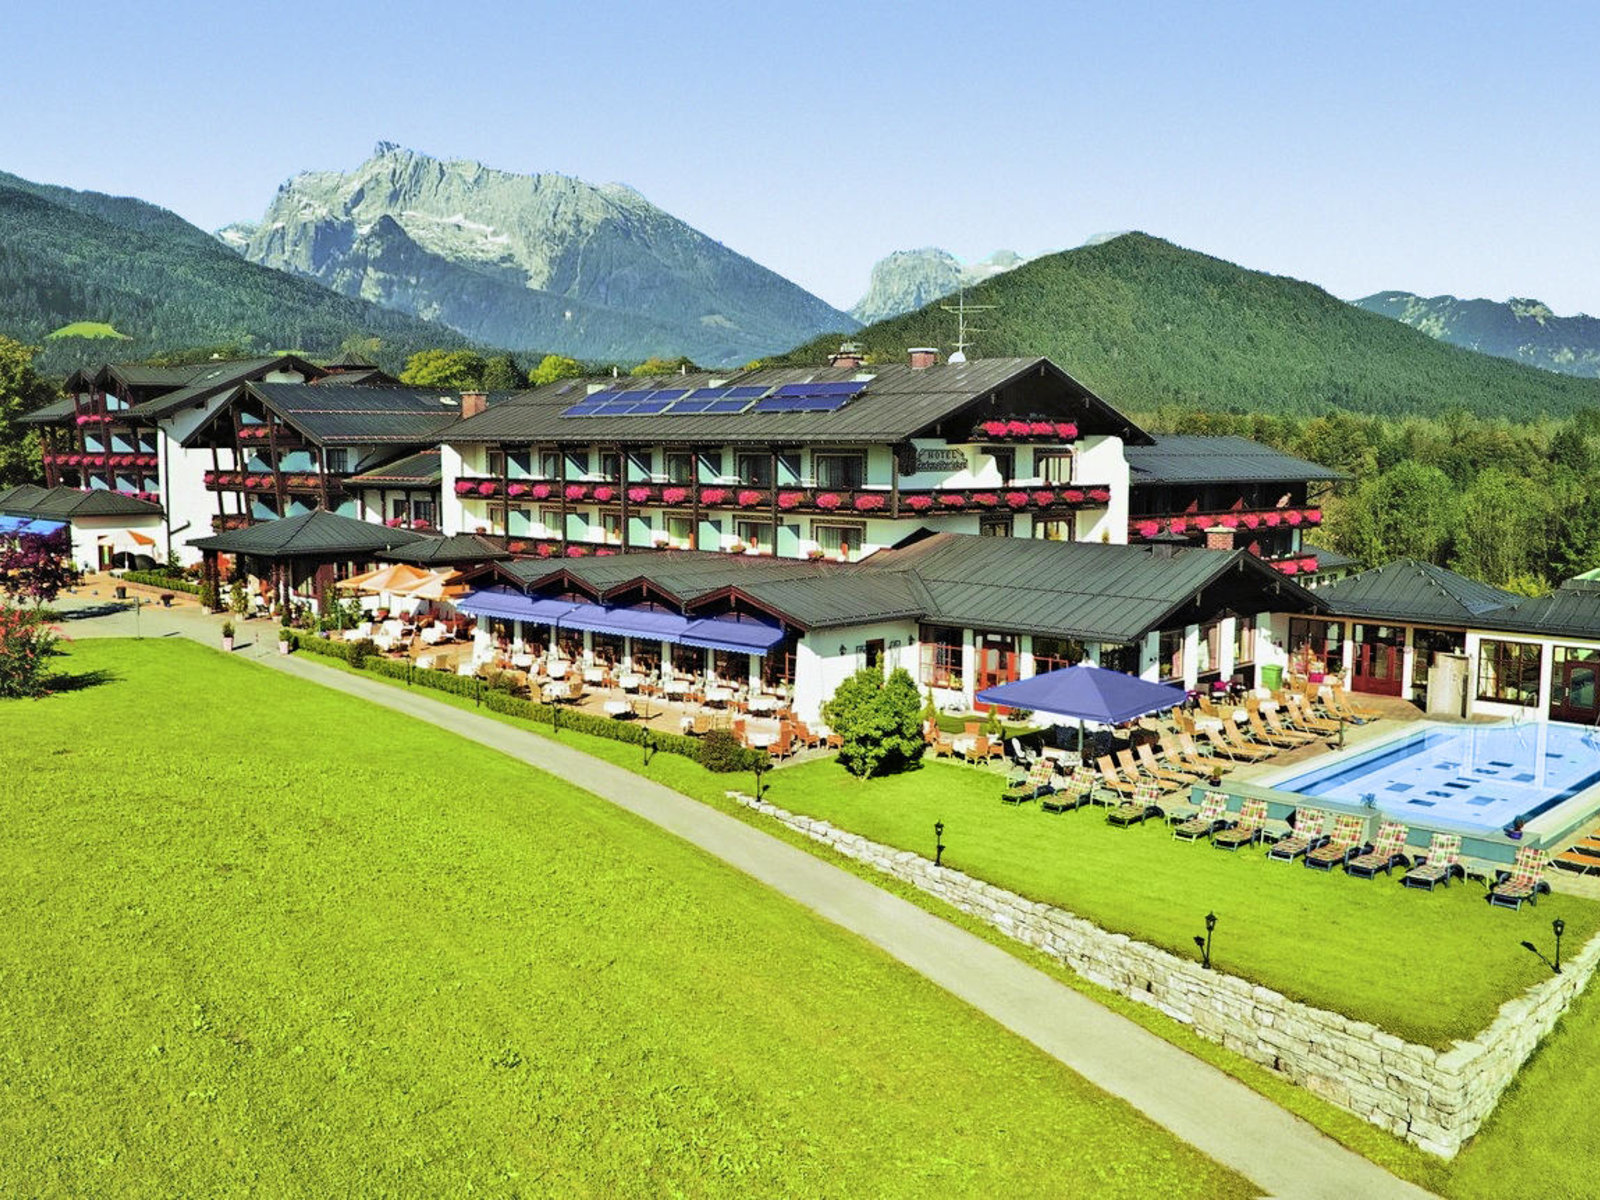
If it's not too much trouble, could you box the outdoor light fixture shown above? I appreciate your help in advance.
[1194,911,1217,969]
[934,820,945,867]
[752,757,768,800]
[1521,917,1565,975]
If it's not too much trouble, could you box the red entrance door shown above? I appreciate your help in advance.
[1351,625,1404,697]
[974,634,1019,710]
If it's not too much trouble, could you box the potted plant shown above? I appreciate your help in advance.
[221,620,235,652]
[278,624,293,655]
[197,580,219,613]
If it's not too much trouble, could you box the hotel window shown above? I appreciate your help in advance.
[664,452,694,484]
[1288,617,1343,677]
[1232,615,1257,667]
[323,448,349,473]
[1158,629,1185,683]
[540,507,563,537]
[813,452,864,490]
[1034,518,1071,541]
[564,450,589,479]
[600,512,623,544]
[990,448,1014,484]
[600,451,621,481]
[813,522,863,559]
[667,515,693,548]
[734,520,771,553]
[486,449,505,477]
[1100,643,1140,675]
[508,450,532,477]
[1036,451,1073,484]
[1197,620,1223,681]
[390,498,410,523]
[508,507,533,535]
[1032,636,1084,674]
[1477,640,1541,706]
[919,624,963,688]
[736,453,772,487]
[627,450,653,481]
[412,499,436,528]
[777,452,802,485]
[979,513,1013,538]
[698,450,725,482]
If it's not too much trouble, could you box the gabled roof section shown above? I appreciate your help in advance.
[1126,435,1345,486]
[1300,543,1359,572]
[377,532,511,566]
[438,357,1152,447]
[1314,559,1520,626]
[18,396,79,425]
[1495,589,1600,639]
[345,449,443,487]
[187,509,432,558]
[213,384,517,448]
[0,484,162,518]
[127,355,327,422]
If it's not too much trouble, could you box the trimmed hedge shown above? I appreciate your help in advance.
[287,633,703,762]
[123,570,200,595]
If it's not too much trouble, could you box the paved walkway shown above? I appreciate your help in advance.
[58,598,1437,1199]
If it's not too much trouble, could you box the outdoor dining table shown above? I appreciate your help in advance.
[583,666,606,684]
[746,731,776,749]
[511,653,535,669]
[663,680,691,697]
[746,696,778,714]
[602,699,632,718]
[951,734,978,757]
[704,686,734,706]
[618,674,642,692]
[547,661,568,679]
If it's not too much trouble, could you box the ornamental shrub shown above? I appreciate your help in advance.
[697,730,762,773]
[823,665,926,779]
[0,602,59,697]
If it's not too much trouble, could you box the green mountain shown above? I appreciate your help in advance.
[0,169,474,375]
[1354,291,1600,379]
[229,143,858,367]
[783,234,1600,420]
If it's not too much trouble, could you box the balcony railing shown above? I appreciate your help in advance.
[43,452,159,470]
[1129,507,1322,540]
[454,478,1114,516]
[1263,553,1323,577]
[204,470,344,494]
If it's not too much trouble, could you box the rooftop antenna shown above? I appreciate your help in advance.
[940,286,996,364]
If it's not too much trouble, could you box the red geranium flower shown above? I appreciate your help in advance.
[938,493,966,507]
[815,492,841,510]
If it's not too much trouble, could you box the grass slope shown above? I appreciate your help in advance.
[0,639,1251,1198]
[748,759,1599,1048]
[45,320,129,340]
[0,173,473,376]
[782,234,1600,420]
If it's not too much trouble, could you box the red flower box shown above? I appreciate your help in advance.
[1219,515,1239,530]
[595,548,615,556]
[1062,488,1084,503]
[1299,557,1319,572]
[592,486,614,502]
[564,484,587,501]
[1193,515,1213,530]
[1005,420,1031,436]
[530,483,552,500]
[1241,513,1260,529]
[1304,508,1323,524]
[777,491,804,509]
[455,480,475,495]
[1056,422,1079,439]
[970,492,999,508]
[507,541,527,553]
[477,481,497,497]
[627,486,652,503]
[699,487,728,505]
[536,544,554,558]
[507,483,530,497]
[737,489,765,506]
[1279,561,1300,575]
[938,493,966,508]
[904,494,934,511]
[662,486,688,504]
[1087,488,1111,503]
[980,420,1009,438]
[853,493,886,511]
[1136,519,1161,539]
[567,546,588,557]
[1284,510,1303,526]
[1032,490,1056,507]
[1169,517,1188,534]
[1029,421,1055,437]
[815,492,842,510]
[1262,512,1281,527]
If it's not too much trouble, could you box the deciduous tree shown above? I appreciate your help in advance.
[823,666,926,779]
[0,337,54,488]
[399,349,488,390]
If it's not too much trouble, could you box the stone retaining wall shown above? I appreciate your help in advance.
[729,791,1600,1157]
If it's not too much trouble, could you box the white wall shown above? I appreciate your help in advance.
[158,395,237,564]
[793,620,920,722]
[439,444,466,534]
[1072,435,1130,544]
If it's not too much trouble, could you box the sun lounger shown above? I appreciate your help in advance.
[1345,821,1411,878]
[1284,694,1341,736]
[1174,790,1231,842]
[1246,708,1308,748]
[1267,807,1331,863]
[1306,813,1367,870]
[1326,689,1380,724]
[1260,708,1318,746]
[1212,798,1270,850]
[1216,720,1277,762]
[1107,780,1165,827]
[1136,742,1200,787]
[1400,832,1462,890]
[1553,836,1600,876]
[1488,846,1551,910]
[1041,767,1095,814]
[1003,758,1056,805]
[1171,731,1232,776]
[1095,756,1142,800]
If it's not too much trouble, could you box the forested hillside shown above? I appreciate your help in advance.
[782,234,1600,421]
[0,171,472,375]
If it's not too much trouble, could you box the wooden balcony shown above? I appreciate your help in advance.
[1128,506,1323,540]
[204,470,345,495]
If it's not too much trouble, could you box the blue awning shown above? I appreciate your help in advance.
[0,517,24,534]
[559,602,691,642]
[21,519,67,535]
[680,616,785,655]
[456,589,580,623]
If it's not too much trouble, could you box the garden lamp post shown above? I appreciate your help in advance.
[1194,911,1217,969]
[752,757,768,800]
[934,820,945,867]
[1521,917,1565,975]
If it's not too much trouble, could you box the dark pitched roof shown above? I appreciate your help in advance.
[0,484,162,518]
[1126,435,1345,486]
[378,533,512,566]
[1496,589,1600,639]
[345,449,443,487]
[1301,543,1359,572]
[1313,559,1520,626]
[861,532,1323,643]
[439,357,1153,447]
[323,350,378,369]
[205,384,517,448]
[187,509,432,558]
[127,355,326,422]
[18,396,79,425]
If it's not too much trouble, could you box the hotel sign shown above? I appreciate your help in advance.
[909,447,968,475]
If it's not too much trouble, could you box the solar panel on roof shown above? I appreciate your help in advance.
[751,394,851,414]
[724,385,769,399]
[649,389,690,401]
[683,387,731,401]
[629,397,676,414]
[703,398,755,413]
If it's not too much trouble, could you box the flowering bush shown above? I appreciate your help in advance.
[699,488,728,505]
[1004,491,1030,510]
[853,493,886,512]
[938,493,965,508]
[1031,490,1056,507]
[662,486,688,504]
[777,491,804,509]
[0,602,61,697]
[815,492,842,510]
[627,486,651,503]
[903,494,933,511]
[1136,519,1161,539]
[737,489,765,506]
[564,484,587,501]
[476,481,497,496]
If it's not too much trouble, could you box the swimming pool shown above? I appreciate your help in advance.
[1270,720,1600,833]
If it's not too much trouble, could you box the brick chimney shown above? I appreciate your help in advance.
[460,391,488,418]
[829,341,864,370]
[908,347,940,369]
[1205,528,1235,551]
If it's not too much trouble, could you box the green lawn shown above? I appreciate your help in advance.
[0,639,1253,1198]
[45,320,130,340]
[747,758,1600,1049]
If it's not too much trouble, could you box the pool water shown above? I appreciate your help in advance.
[1272,721,1600,833]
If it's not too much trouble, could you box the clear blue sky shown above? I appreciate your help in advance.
[5,0,1598,315]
